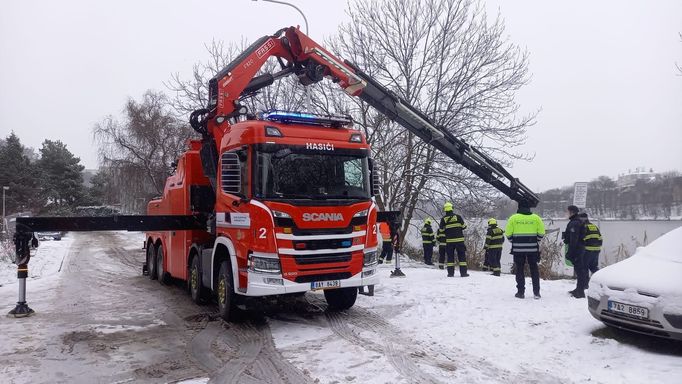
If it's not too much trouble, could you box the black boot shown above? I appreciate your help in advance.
[459,265,469,277]
[515,291,525,299]
[493,271,500,276]
[446,266,454,277]
[571,290,585,298]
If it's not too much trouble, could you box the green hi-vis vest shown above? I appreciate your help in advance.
[583,223,603,252]
[421,224,435,245]
[485,226,504,249]
[437,228,446,247]
[439,213,466,243]
[505,213,546,254]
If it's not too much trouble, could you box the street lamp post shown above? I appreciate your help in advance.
[2,186,8,234]
[252,0,309,35]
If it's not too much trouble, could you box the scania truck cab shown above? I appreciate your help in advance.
[146,111,380,319]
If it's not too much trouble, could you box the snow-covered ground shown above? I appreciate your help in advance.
[271,258,682,384]
[0,235,74,286]
[0,232,680,383]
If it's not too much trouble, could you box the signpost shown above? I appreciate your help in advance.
[573,182,588,209]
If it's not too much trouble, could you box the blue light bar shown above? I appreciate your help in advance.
[261,110,353,128]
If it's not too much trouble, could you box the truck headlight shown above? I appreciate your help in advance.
[272,210,291,219]
[363,250,377,267]
[248,255,281,274]
[353,209,369,218]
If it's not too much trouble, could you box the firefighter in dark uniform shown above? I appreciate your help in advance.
[564,205,586,298]
[505,205,545,299]
[420,218,435,265]
[575,212,602,296]
[484,218,505,276]
[439,202,469,277]
[436,227,446,270]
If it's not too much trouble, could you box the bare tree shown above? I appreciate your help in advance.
[93,90,194,212]
[324,0,536,241]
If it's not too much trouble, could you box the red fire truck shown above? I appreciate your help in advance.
[11,26,538,320]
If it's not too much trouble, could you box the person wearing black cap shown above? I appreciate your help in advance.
[564,205,585,298]
[505,204,545,299]
[575,212,602,294]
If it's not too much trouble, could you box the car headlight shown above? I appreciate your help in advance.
[363,250,377,267]
[272,210,291,219]
[248,255,281,274]
[353,209,369,218]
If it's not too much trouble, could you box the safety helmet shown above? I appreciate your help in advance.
[488,218,497,226]
[424,217,432,225]
[443,202,453,212]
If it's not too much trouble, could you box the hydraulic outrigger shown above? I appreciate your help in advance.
[9,26,537,317]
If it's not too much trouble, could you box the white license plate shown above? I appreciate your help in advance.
[311,280,341,290]
[608,300,649,319]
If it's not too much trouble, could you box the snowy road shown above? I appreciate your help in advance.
[0,232,680,384]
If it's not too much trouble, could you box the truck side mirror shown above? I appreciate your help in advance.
[369,159,382,197]
[220,152,241,195]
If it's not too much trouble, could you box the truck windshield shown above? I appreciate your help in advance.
[255,146,370,200]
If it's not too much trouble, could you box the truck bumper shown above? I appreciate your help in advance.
[239,266,380,297]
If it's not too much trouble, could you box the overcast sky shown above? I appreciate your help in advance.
[1,0,680,192]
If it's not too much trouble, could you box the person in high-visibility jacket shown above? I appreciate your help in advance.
[484,218,505,276]
[436,227,447,270]
[505,205,545,299]
[573,212,602,296]
[378,222,393,264]
[420,218,435,265]
[438,202,469,277]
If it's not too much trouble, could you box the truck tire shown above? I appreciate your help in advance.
[217,261,238,321]
[146,245,157,280]
[324,287,358,310]
[157,246,170,285]
[189,256,206,304]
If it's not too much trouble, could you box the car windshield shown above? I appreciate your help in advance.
[254,146,370,200]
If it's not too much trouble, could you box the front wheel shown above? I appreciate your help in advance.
[324,287,358,310]
[217,261,239,321]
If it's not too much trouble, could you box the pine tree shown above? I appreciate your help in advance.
[38,140,85,213]
[0,133,42,214]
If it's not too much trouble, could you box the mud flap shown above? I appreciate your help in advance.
[358,285,375,296]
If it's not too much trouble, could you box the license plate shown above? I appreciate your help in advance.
[311,280,341,290]
[608,300,649,319]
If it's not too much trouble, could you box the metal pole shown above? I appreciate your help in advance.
[253,0,309,35]
[2,186,6,234]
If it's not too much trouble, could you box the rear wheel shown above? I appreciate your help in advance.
[217,261,239,321]
[146,245,157,280]
[189,256,206,304]
[324,287,358,310]
[157,246,170,285]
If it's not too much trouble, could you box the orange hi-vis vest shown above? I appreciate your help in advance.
[379,222,391,242]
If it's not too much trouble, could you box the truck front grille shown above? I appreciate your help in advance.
[293,252,352,265]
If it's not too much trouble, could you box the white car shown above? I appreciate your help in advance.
[587,226,682,341]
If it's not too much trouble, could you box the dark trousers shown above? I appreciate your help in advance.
[380,242,393,261]
[487,249,502,274]
[514,253,540,294]
[423,245,434,264]
[575,250,600,290]
[438,246,446,269]
[445,243,467,276]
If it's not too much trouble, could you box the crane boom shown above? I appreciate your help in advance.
[199,26,539,207]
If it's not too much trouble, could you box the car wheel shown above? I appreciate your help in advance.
[324,287,358,310]
[146,245,157,280]
[189,256,206,304]
[217,261,239,321]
